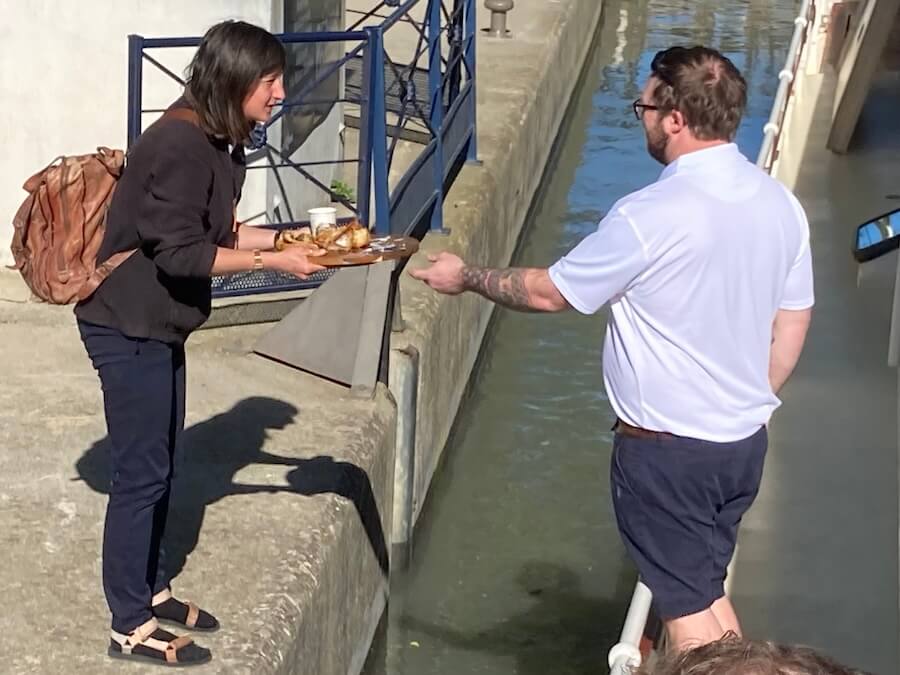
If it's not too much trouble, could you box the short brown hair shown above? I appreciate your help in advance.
[185,21,286,145]
[648,46,747,142]
[637,635,869,675]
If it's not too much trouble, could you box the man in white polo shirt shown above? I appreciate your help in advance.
[409,45,813,651]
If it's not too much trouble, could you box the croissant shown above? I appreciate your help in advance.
[333,230,353,250]
[350,225,371,249]
[314,225,347,248]
[275,227,313,250]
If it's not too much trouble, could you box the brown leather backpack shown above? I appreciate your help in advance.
[10,147,133,304]
[9,108,201,304]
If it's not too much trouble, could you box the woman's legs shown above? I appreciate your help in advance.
[148,344,185,597]
[79,322,180,634]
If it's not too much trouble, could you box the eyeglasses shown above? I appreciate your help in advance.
[632,99,660,120]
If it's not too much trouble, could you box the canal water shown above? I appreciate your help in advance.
[365,1,798,672]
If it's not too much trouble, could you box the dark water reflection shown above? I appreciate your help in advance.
[365,1,797,672]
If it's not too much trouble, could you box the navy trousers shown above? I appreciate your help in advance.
[78,320,185,633]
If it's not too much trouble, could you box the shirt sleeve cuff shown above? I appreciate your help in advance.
[195,242,219,277]
[779,297,814,310]
[548,263,593,315]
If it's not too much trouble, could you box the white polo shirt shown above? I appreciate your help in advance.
[548,143,814,442]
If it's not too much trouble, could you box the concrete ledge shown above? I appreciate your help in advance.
[0,300,396,674]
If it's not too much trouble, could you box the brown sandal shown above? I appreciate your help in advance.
[152,588,219,632]
[108,617,211,667]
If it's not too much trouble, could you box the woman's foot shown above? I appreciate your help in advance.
[152,588,220,632]
[109,617,211,667]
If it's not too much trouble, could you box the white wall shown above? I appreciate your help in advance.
[264,0,345,226]
[0,0,344,266]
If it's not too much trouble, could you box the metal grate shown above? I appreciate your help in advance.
[211,268,336,299]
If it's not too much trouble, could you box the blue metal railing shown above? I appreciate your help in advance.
[126,0,476,234]
[126,0,477,298]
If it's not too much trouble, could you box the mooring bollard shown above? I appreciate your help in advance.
[484,0,514,38]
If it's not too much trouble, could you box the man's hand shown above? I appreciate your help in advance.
[408,252,466,294]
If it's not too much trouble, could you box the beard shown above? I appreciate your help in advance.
[645,119,669,165]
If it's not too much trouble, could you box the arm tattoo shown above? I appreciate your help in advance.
[462,266,540,312]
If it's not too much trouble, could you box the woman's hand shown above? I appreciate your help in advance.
[269,246,327,279]
[281,242,323,255]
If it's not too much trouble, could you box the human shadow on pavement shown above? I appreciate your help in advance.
[283,456,390,575]
[394,560,635,675]
[74,396,388,584]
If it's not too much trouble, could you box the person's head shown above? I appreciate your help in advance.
[634,45,747,165]
[185,20,286,145]
[637,635,868,675]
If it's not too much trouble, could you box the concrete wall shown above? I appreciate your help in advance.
[262,106,345,226]
[265,0,345,226]
[0,0,343,265]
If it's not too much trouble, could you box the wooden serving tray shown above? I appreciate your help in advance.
[306,235,419,267]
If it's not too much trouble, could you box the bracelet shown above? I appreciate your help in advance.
[252,249,264,271]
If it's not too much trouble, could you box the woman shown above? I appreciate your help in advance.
[75,20,323,667]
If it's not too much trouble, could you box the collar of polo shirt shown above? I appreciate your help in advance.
[659,142,739,180]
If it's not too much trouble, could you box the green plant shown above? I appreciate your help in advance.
[330,180,356,203]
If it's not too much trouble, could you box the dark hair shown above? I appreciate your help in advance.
[648,46,747,142]
[637,634,869,675]
[185,20,286,145]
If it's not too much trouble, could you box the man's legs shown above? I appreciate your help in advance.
[709,595,742,636]
[663,596,742,651]
[702,427,768,643]
[610,426,767,652]
[665,608,724,651]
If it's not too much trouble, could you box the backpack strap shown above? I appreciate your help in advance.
[157,107,240,248]
[84,108,205,297]
[80,107,230,302]
[77,249,138,302]
[160,107,202,127]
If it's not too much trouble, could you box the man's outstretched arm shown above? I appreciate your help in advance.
[409,252,570,313]
[461,265,570,312]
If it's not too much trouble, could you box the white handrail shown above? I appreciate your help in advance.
[608,580,653,674]
[756,0,816,171]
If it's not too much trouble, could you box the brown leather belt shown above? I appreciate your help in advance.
[613,419,677,441]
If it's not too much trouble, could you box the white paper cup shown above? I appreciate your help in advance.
[308,207,337,234]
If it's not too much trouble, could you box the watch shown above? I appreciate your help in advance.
[252,249,264,271]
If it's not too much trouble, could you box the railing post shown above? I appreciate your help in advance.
[447,0,463,104]
[357,36,374,229]
[127,35,144,148]
[366,26,391,235]
[464,0,479,163]
[428,0,446,233]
